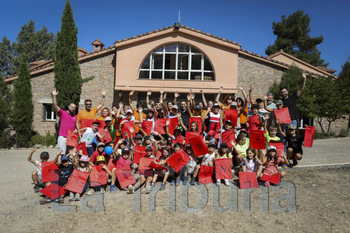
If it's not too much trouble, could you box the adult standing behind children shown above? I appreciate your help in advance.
[76,90,106,130]
[280,72,307,128]
[52,88,77,155]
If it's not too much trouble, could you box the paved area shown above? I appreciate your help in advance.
[0,137,349,232]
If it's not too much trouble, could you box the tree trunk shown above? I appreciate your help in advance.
[315,116,325,133]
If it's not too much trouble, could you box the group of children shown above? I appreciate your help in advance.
[29,87,306,202]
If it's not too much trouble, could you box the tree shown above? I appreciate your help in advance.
[337,58,350,134]
[0,21,55,77]
[53,0,82,110]
[0,74,13,148]
[268,66,347,133]
[0,37,15,76]
[266,10,328,67]
[268,66,316,119]
[12,20,56,68]
[12,54,33,147]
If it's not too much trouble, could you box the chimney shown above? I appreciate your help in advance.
[91,39,104,52]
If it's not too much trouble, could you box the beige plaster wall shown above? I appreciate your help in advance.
[115,28,239,94]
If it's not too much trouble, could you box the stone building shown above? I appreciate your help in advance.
[5,24,346,135]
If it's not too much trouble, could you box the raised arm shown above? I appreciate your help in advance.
[248,84,253,104]
[277,119,286,138]
[27,148,36,164]
[263,95,274,112]
[200,89,207,108]
[54,150,62,166]
[297,71,307,97]
[187,94,193,117]
[129,91,135,111]
[146,90,152,109]
[51,88,60,112]
[174,92,180,106]
[215,86,223,104]
[238,87,248,114]
[96,90,106,112]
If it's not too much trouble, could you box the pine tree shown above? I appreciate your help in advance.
[12,20,55,68]
[266,10,328,67]
[53,0,82,110]
[12,54,33,147]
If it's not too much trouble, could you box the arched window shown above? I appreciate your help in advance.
[139,43,215,81]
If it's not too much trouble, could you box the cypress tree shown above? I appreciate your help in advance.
[0,74,13,148]
[54,0,82,110]
[12,54,33,147]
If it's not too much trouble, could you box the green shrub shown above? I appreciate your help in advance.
[338,128,349,137]
[0,131,14,149]
[29,135,46,146]
[46,132,57,146]
[314,131,336,139]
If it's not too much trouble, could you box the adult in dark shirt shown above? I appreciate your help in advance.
[280,71,307,128]
[180,100,190,129]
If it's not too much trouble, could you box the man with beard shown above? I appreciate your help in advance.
[52,88,78,154]
[280,71,307,128]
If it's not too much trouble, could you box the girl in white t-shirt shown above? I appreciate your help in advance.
[241,148,263,177]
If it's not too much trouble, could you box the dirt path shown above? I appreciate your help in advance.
[0,137,349,232]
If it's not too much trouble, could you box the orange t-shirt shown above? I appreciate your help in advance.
[133,109,147,133]
[77,107,98,121]
[239,106,248,124]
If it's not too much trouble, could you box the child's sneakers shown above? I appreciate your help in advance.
[34,184,40,193]
[142,186,151,194]
[224,179,230,186]
[150,182,155,191]
[74,193,80,201]
[183,177,188,185]
[127,185,134,194]
[69,192,74,202]
[216,179,221,186]
[100,188,105,194]
[159,182,165,191]
[86,188,95,195]
[175,178,180,186]
[110,185,115,193]
[265,181,271,187]
[170,179,176,186]
[190,177,196,186]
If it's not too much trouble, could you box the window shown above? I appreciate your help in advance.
[43,104,56,121]
[139,43,215,81]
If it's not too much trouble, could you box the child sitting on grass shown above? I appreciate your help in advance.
[27,148,50,193]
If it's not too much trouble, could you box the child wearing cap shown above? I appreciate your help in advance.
[202,103,221,136]
[215,143,233,186]
[89,142,109,166]
[278,122,304,167]
[27,148,50,193]
[261,146,289,186]
[169,126,185,147]
[232,133,248,165]
[79,121,108,157]
[71,155,90,200]
[54,150,74,200]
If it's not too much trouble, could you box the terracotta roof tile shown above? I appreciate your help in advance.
[114,24,241,46]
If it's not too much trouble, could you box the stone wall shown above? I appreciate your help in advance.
[314,115,349,135]
[237,54,285,99]
[31,51,115,135]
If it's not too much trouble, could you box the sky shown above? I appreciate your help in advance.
[1,0,349,75]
